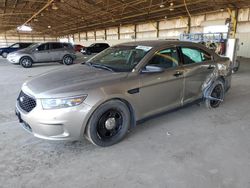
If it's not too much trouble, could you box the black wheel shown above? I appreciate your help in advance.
[205,79,225,108]
[63,55,74,65]
[232,60,240,73]
[2,52,8,58]
[20,57,33,68]
[85,100,130,147]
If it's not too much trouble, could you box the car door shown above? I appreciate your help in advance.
[94,44,101,53]
[49,43,64,61]
[100,43,108,52]
[179,46,216,104]
[33,43,51,62]
[139,47,185,118]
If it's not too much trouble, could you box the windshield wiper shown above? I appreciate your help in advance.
[83,61,114,72]
[90,63,114,72]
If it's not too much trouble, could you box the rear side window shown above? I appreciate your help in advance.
[63,43,73,49]
[181,47,212,64]
[147,48,179,69]
[101,43,109,48]
[51,43,62,49]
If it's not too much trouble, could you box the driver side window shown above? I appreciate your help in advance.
[37,44,49,51]
[147,48,179,69]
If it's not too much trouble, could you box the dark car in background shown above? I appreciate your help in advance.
[74,44,84,52]
[81,43,110,55]
[0,42,33,58]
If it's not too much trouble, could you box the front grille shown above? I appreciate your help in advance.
[18,91,36,113]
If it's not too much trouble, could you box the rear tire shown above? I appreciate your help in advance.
[62,55,74,65]
[86,50,92,55]
[205,79,225,108]
[20,57,33,68]
[85,100,130,147]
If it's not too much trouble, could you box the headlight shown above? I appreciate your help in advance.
[41,95,87,110]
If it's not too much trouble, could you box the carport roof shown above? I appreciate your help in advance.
[1,0,250,36]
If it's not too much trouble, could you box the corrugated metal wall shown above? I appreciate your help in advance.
[2,9,250,57]
[69,11,231,46]
[0,33,57,48]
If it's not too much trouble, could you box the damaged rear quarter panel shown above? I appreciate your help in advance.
[202,55,232,96]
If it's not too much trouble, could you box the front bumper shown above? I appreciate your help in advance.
[16,98,93,141]
[7,55,20,64]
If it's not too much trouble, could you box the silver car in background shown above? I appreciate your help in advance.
[15,40,232,147]
[7,42,76,68]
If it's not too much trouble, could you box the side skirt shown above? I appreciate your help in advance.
[136,98,203,125]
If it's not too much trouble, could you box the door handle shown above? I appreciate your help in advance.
[207,65,215,70]
[173,71,183,77]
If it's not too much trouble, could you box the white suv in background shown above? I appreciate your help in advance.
[7,42,76,68]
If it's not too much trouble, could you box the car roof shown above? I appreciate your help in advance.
[115,40,198,48]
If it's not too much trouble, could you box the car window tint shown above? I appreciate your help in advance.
[62,43,69,48]
[11,43,20,48]
[37,44,49,51]
[101,43,109,47]
[181,47,212,64]
[51,43,62,49]
[147,48,179,69]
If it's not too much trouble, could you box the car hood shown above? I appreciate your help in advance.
[22,64,128,98]
[0,47,8,50]
[8,49,30,56]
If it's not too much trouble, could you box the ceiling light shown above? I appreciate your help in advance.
[170,8,174,11]
[34,18,38,22]
[220,8,224,12]
[17,25,32,32]
[48,25,51,28]
[164,16,168,19]
[170,2,174,6]
[160,4,165,8]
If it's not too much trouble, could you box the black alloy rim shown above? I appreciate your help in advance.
[97,109,123,140]
[210,85,223,107]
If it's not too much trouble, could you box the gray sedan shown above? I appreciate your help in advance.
[15,40,232,147]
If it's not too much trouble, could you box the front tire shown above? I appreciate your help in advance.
[205,79,225,108]
[2,52,8,58]
[86,50,92,55]
[20,57,33,68]
[85,100,131,147]
[62,55,74,65]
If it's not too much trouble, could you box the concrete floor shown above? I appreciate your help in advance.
[0,57,250,188]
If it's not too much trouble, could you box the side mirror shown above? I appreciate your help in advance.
[141,65,164,74]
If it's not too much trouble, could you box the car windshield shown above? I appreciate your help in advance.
[86,45,152,72]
